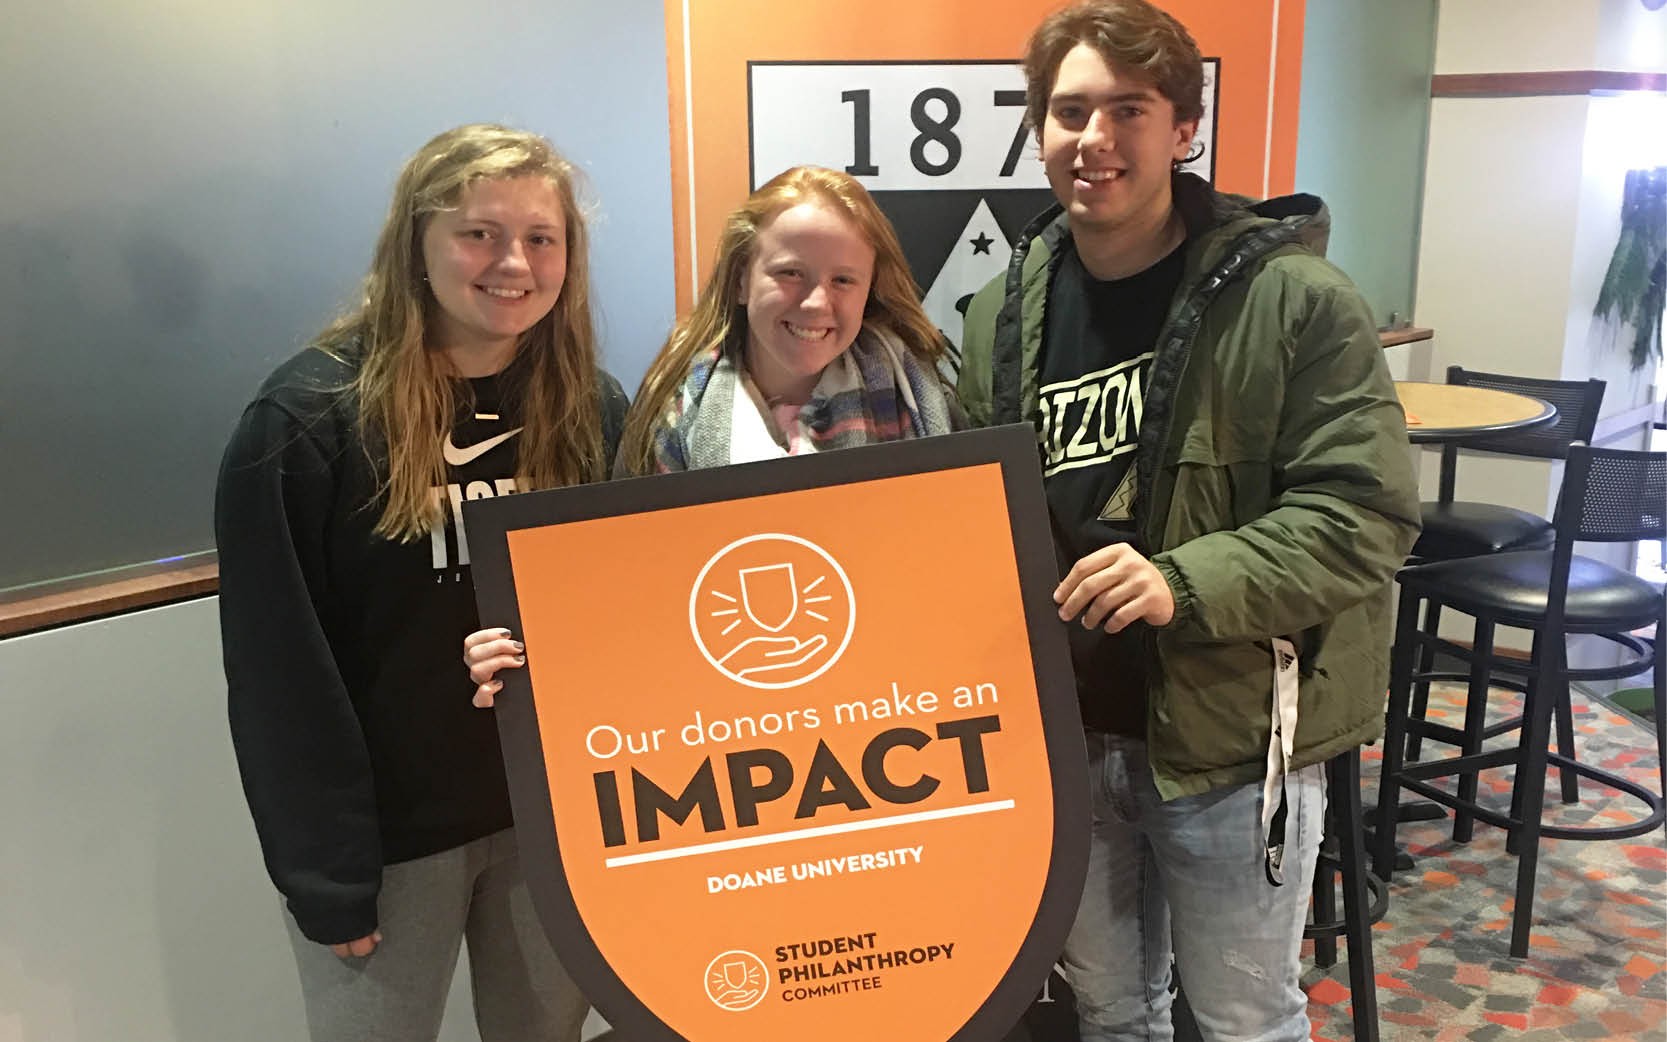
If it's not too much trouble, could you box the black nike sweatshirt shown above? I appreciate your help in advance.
[215,344,627,945]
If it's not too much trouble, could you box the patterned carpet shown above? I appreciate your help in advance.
[1304,684,1666,1042]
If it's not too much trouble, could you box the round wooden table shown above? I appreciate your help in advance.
[1393,381,1558,444]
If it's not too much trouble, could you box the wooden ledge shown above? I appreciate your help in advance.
[1380,326,1433,348]
[0,559,219,639]
[1433,71,1666,98]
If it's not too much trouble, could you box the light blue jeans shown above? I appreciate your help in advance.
[1063,732,1324,1042]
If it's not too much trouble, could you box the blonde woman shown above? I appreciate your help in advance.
[215,124,625,1042]
[465,166,959,705]
[618,164,958,473]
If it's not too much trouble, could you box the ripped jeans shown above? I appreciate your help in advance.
[1062,732,1324,1042]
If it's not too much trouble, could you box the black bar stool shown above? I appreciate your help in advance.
[1375,445,1667,957]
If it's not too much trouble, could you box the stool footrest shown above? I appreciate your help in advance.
[1306,868,1389,937]
[1403,715,1525,746]
[1400,747,1517,780]
[1412,670,1527,694]
[1391,755,1666,841]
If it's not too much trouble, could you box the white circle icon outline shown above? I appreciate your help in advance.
[688,533,856,690]
[703,948,769,1011]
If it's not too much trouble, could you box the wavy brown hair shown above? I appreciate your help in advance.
[316,124,606,541]
[617,166,942,475]
[1022,0,1205,137]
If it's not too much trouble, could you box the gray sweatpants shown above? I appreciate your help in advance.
[285,828,589,1042]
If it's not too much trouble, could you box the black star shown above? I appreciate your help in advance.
[970,231,994,255]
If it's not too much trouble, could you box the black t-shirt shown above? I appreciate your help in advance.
[1039,238,1185,736]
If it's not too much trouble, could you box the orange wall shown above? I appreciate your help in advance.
[664,0,1306,309]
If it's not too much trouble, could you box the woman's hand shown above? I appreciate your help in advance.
[329,930,382,959]
[464,628,525,707]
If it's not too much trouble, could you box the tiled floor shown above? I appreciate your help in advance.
[1304,685,1666,1042]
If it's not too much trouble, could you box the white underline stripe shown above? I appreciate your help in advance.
[602,799,1017,867]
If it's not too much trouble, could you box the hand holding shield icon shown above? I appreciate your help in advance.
[691,537,852,688]
[714,561,833,678]
[705,951,768,1011]
[716,959,759,1005]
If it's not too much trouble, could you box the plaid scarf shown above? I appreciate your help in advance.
[650,327,960,472]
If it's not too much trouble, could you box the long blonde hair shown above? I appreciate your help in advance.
[317,123,605,541]
[617,166,943,475]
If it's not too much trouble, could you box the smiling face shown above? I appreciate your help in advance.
[1041,43,1197,245]
[420,174,567,372]
[739,201,876,405]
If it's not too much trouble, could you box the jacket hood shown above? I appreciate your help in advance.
[1196,180,1332,257]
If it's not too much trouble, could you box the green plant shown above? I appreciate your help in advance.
[1594,167,1666,372]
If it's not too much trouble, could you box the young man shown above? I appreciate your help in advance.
[958,2,1420,1039]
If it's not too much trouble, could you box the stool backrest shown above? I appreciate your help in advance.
[1543,445,1666,632]
[1556,445,1667,545]
[1438,367,1606,503]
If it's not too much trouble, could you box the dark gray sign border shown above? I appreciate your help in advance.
[466,423,1089,1042]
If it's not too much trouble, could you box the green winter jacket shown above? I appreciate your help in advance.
[959,173,1421,799]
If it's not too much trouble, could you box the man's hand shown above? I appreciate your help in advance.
[1054,543,1175,634]
[329,930,382,960]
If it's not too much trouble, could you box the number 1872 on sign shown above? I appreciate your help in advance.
[747,61,1216,193]
[749,62,1051,193]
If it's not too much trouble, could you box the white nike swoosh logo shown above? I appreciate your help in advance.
[444,427,524,466]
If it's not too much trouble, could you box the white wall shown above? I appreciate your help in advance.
[1595,0,1667,71]
[1412,91,1589,517]
[1421,0,1666,431]
[1433,0,1601,73]
[0,598,609,1042]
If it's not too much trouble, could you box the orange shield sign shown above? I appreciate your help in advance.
[466,426,1087,1042]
